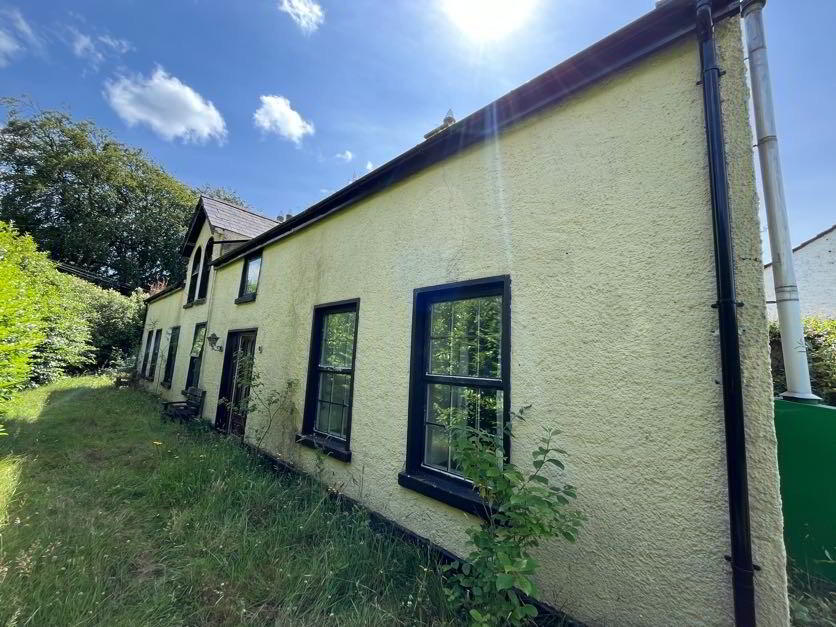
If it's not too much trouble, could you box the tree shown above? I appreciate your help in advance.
[195,185,250,207]
[0,98,197,289]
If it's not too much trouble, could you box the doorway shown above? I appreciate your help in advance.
[216,329,257,437]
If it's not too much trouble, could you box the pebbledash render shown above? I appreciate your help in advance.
[137,2,789,624]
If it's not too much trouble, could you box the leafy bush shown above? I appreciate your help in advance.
[0,222,55,400]
[0,220,145,395]
[444,405,585,626]
[769,317,836,404]
[27,271,94,384]
[60,277,145,369]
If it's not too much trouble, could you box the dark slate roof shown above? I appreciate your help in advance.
[181,196,278,256]
[200,196,278,239]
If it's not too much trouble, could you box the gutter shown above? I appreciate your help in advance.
[695,1,756,624]
[212,0,740,270]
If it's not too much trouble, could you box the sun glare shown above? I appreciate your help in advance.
[441,0,537,42]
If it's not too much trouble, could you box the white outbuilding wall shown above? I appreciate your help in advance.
[764,225,836,319]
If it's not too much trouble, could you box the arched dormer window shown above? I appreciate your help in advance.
[187,246,202,303]
[197,238,213,300]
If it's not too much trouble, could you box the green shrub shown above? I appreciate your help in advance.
[58,276,145,369]
[0,222,55,400]
[769,317,836,404]
[0,220,145,395]
[444,405,585,626]
[27,271,95,384]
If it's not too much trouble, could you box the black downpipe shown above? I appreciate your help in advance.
[695,1,756,625]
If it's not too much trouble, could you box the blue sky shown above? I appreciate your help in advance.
[1,1,833,254]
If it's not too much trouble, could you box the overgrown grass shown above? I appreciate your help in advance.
[0,377,454,626]
[789,563,836,626]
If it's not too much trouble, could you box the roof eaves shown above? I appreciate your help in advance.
[145,281,185,304]
[763,223,836,268]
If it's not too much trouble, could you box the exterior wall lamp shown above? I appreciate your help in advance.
[207,333,223,351]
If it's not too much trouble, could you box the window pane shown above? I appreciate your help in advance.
[244,256,261,294]
[191,326,206,357]
[424,383,504,475]
[328,373,351,407]
[318,371,334,403]
[320,310,356,368]
[315,400,331,434]
[330,405,347,439]
[314,372,351,439]
[428,295,501,378]
[424,424,449,470]
[478,295,502,378]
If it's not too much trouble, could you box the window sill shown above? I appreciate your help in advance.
[398,470,489,518]
[295,433,351,462]
[235,293,257,305]
[160,381,171,389]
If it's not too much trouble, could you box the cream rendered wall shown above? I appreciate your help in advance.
[141,286,184,398]
[142,17,787,626]
[764,228,836,320]
[140,221,217,401]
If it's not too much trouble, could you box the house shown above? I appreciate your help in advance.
[137,1,789,624]
[764,223,836,320]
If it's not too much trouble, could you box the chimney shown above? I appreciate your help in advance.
[423,109,456,140]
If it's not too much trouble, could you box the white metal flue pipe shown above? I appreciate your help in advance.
[743,0,819,402]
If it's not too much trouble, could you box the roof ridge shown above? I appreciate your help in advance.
[201,195,278,223]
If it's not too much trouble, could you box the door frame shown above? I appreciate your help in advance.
[215,327,258,435]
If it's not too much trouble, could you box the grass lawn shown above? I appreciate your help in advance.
[0,376,453,626]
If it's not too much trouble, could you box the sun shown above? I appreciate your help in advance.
[441,0,538,42]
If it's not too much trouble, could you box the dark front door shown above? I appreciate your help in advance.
[216,330,257,437]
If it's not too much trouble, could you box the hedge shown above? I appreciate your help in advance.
[769,317,836,405]
[0,221,144,403]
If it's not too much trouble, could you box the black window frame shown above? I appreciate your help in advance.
[398,275,511,516]
[197,238,213,300]
[161,325,180,388]
[140,329,153,378]
[148,328,163,381]
[184,322,207,391]
[296,298,360,462]
[235,252,262,304]
[186,246,202,305]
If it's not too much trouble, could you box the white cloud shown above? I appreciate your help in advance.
[278,0,324,34]
[335,149,353,162]
[0,8,43,67]
[7,9,42,51]
[0,28,21,67]
[98,35,132,54]
[253,95,314,145]
[365,161,374,172]
[104,67,227,144]
[69,27,132,70]
[71,29,103,66]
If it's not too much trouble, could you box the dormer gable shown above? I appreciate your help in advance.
[180,196,278,257]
